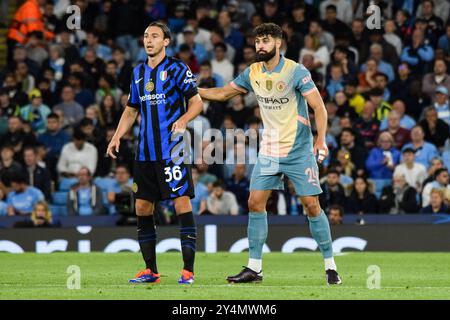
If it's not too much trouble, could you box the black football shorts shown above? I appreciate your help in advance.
[132,159,195,202]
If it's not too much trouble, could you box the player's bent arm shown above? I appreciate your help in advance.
[112,106,139,140]
[198,83,241,102]
[183,94,203,122]
[107,106,138,158]
[305,89,328,142]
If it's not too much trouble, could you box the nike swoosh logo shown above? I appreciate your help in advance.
[172,186,182,192]
[135,78,143,84]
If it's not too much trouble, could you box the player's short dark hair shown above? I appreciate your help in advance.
[253,23,283,39]
[147,21,172,41]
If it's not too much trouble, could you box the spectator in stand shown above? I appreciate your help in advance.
[421,188,448,213]
[205,180,239,215]
[106,164,132,215]
[333,128,367,173]
[20,89,51,135]
[400,28,434,75]
[422,168,450,207]
[382,111,411,149]
[379,173,419,214]
[320,4,352,39]
[422,59,450,102]
[80,31,112,62]
[95,74,122,105]
[67,167,104,216]
[365,132,401,180]
[379,99,416,131]
[319,169,346,211]
[218,10,244,51]
[346,176,379,214]
[383,19,403,56]
[53,86,85,127]
[368,88,392,122]
[0,145,24,188]
[0,116,37,151]
[344,78,365,115]
[6,171,44,216]
[23,146,51,201]
[354,100,380,149]
[67,72,95,109]
[402,125,439,169]
[210,28,236,63]
[57,129,98,178]
[419,106,449,150]
[361,44,395,83]
[176,43,200,74]
[389,63,415,102]
[37,112,70,181]
[437,23,450,56]
[432,86,450,125]
[211,42,234,85]
[299,34,329,77]
[175,25,209,64]
[328,204,344,225]
[226,164,249,214]
[394,148,428,191]
[13,200,57,228]
[191,166,208,215]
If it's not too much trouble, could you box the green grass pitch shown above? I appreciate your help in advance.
[1,252,450,300]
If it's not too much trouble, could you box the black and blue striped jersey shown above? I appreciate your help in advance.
[127,56,198,161]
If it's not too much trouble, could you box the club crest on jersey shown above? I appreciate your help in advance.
[160,71,167,81]
[276,81,286,92]
[266,80,272,91]
[132,182,138,193]
[145,81,154,92]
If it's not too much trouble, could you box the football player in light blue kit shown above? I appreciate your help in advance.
[199,23,341,285]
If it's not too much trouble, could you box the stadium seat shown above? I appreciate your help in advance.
[59,178,77,191]
[52,191,68,205]
[371,179,392,199]
[49,204,68,216]
[94,177,116,193]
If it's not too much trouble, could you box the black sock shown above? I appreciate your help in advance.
[178,211,196,273]
[137,215,158,273]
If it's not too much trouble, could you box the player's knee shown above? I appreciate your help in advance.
[248,197,264,212]
[135,200,154,216]
[174,197,192,214]
[303,201,321,217]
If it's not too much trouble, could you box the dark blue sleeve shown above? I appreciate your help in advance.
[175,63,198,100]
[127,71,140,109]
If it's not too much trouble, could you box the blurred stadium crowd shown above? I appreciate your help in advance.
[1,0,450,226]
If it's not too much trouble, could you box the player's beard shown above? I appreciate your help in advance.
[255,46,276,62]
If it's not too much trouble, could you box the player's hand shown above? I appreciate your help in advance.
[313,139,328,164]
[106,138,120,159]
[171,117,187,133]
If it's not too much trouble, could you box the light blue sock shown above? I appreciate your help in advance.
[248,212,268,260]
[308,210,333,259]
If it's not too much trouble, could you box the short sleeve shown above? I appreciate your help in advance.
[294,64,316,96]
[127,71,140,109]
[231,67,252,93]
[175,63,198,100]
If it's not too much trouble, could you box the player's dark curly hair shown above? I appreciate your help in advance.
[253,23,283,39]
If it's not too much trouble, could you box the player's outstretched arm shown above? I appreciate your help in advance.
[198,83,242,102]
[305,89,329,164]
[106,106,138,159]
